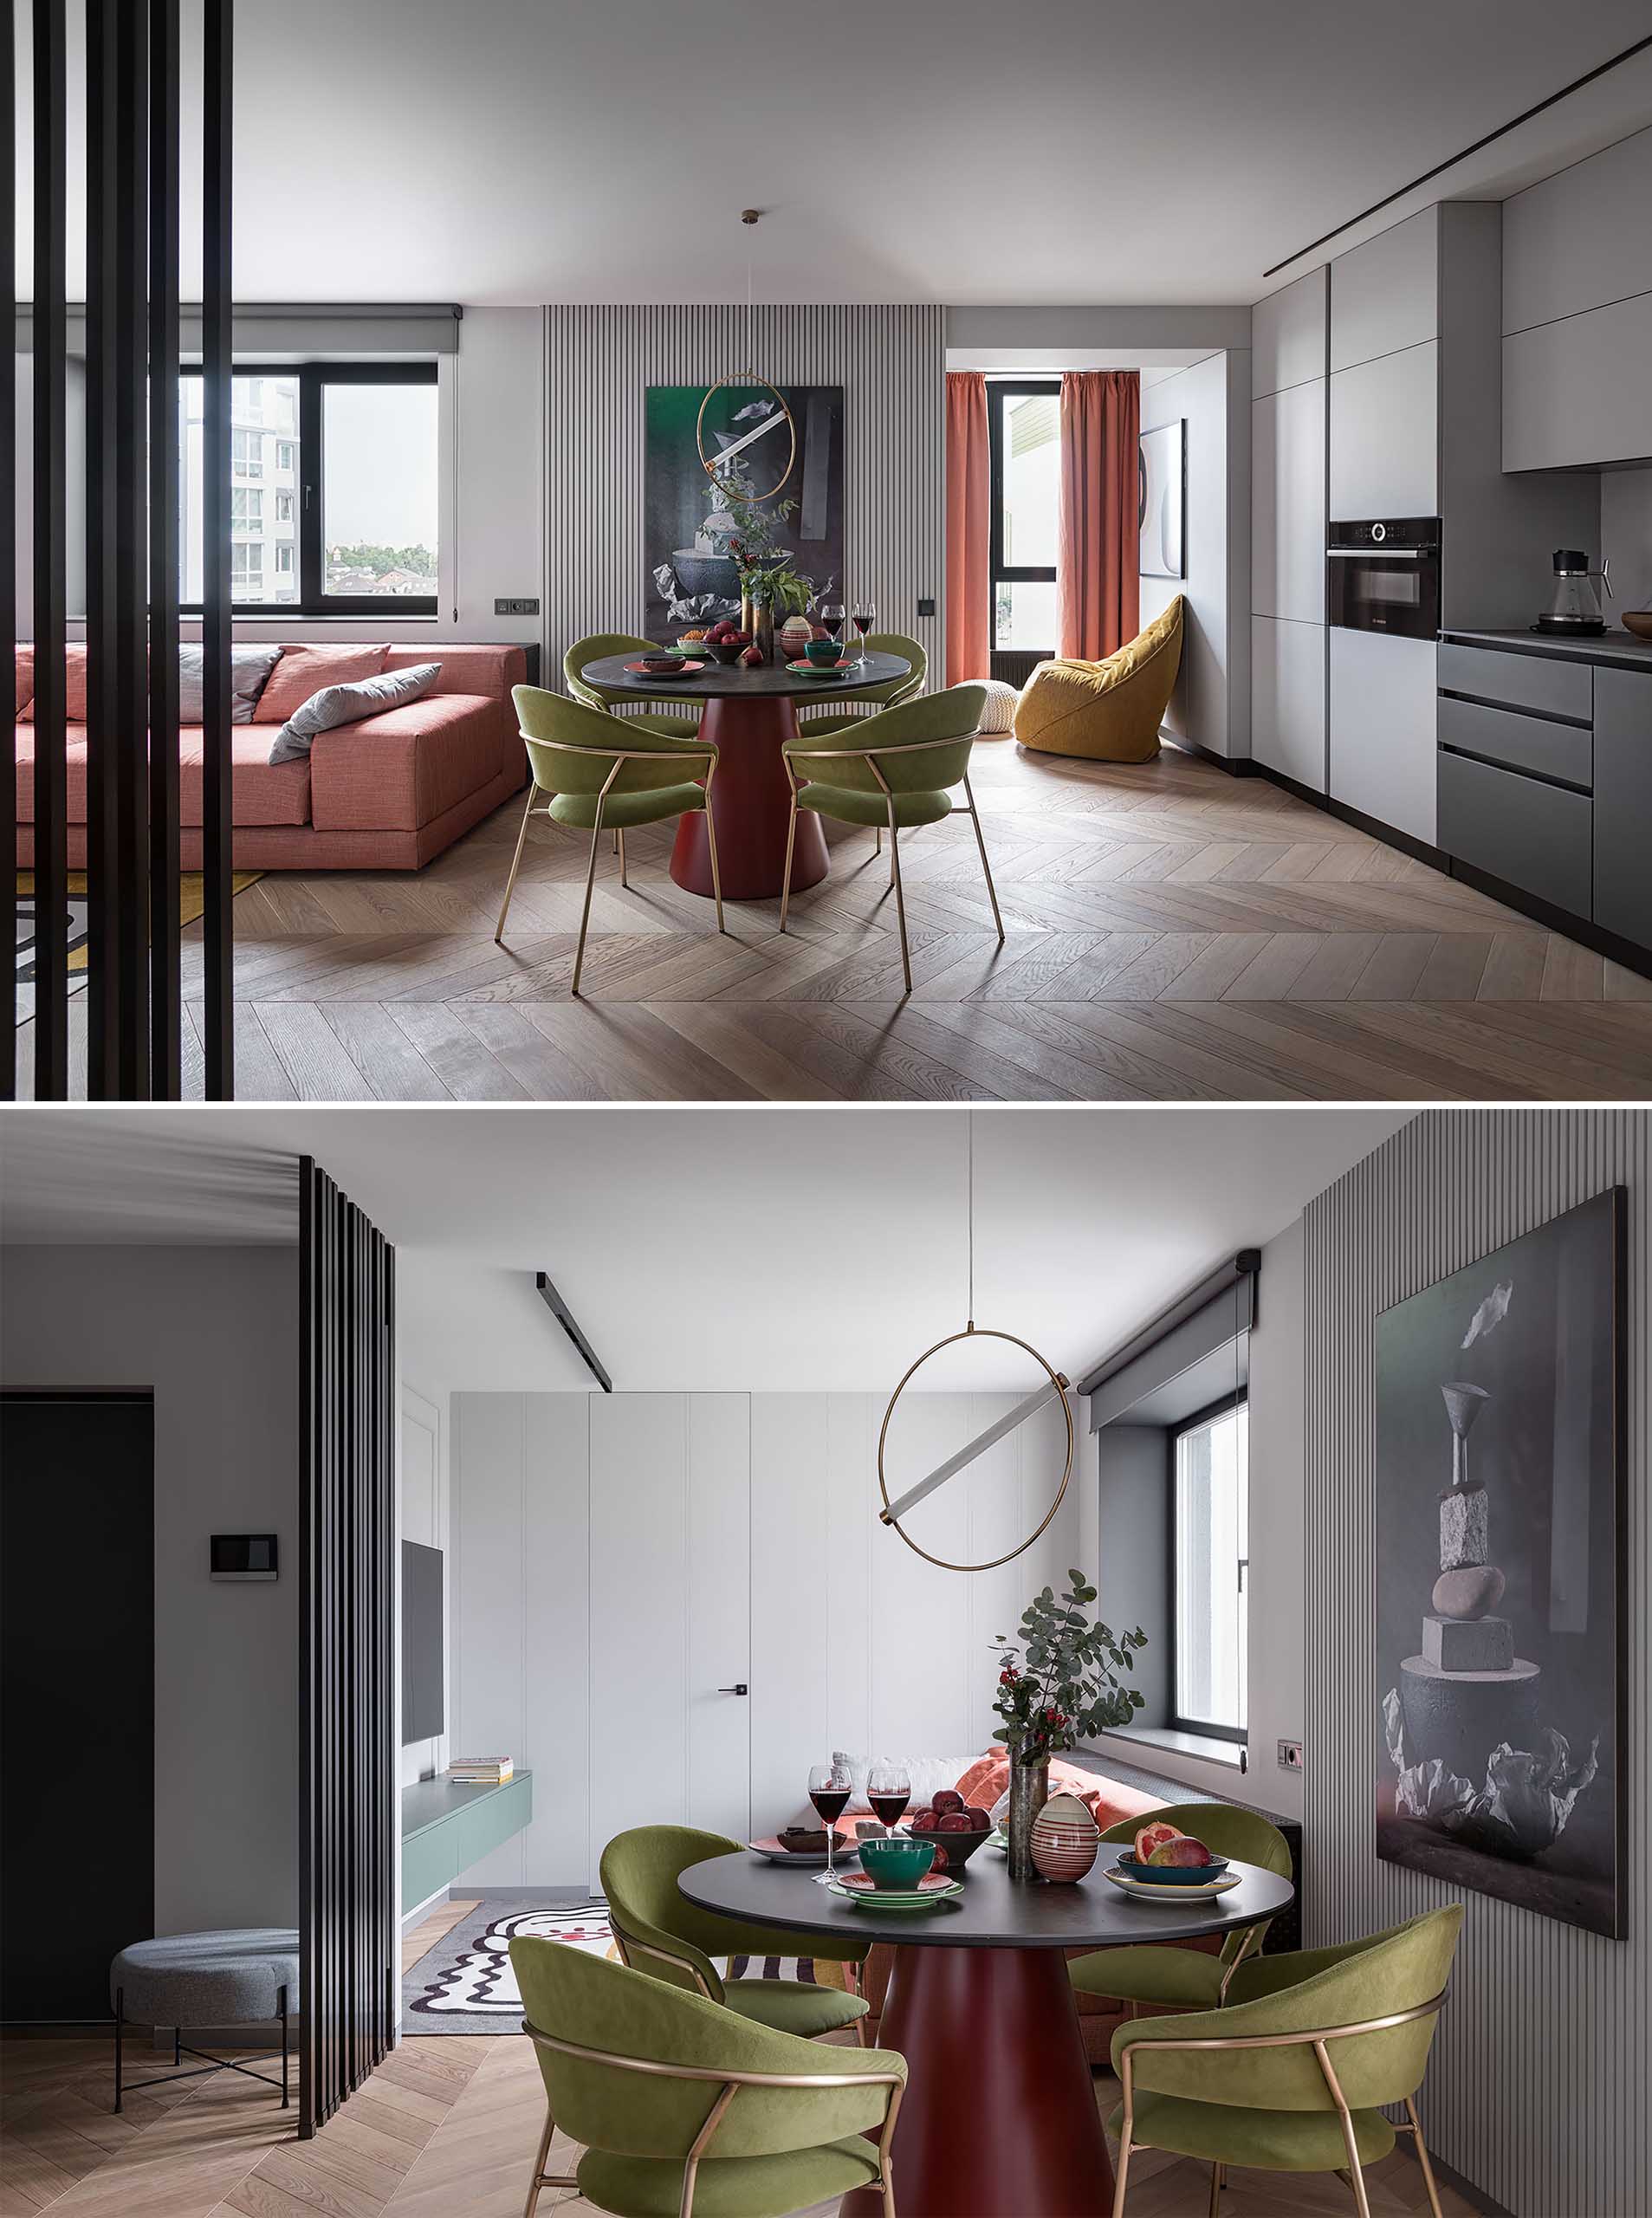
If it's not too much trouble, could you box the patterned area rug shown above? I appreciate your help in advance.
[14,871,263,1026]
[402,1897,823,2035]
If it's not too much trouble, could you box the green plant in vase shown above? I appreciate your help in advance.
[991,1573,1147,1881]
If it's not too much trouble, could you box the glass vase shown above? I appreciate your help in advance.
[1007,1759,1050,1884]
[751,601,775,665]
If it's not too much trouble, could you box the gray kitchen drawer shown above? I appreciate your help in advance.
[1594,665,1652,950]
[1438,749,1591,917]
[1437,694,1592,790]
[1438,641,1593,724]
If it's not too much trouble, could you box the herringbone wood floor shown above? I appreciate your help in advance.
[18,738,1652,1099]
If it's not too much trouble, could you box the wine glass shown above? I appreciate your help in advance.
[867,1761,910,1833]
[820,600,845,651]
[808,1761,853,1888]
[852,600,876,665]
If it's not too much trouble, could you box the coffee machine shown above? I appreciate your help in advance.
[1538,549,1611,638]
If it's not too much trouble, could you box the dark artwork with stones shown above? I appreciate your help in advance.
[1375,1189,1627,1939]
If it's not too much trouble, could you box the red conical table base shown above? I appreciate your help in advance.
[839,1944,1114,2218]
[669,695,829,902]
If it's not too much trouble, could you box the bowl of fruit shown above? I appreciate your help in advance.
[698,620,753,665]
[1111,1819,1229,1886]
[905,1789,995,1872]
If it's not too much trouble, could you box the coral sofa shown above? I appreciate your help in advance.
[14,641,528,871]
[1012,597,1185,763]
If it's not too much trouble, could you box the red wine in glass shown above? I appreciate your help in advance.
[821,600,845,643]
[808,1764,852,1884]
[810,1786,852,1825]
[868,1791,909,1827]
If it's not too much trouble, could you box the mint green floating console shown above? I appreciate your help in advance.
[401,1771,533,1916]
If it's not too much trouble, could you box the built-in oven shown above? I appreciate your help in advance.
[1327,517,1441,639]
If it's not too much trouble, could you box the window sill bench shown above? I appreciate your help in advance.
[1097,1724,1247,1772]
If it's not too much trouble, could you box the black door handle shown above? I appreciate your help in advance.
[717,1683,748,1696]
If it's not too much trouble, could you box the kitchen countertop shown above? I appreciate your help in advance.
[1442,627,1652,672]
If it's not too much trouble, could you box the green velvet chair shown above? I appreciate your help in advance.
[794,630,928,735]
[511,1938,905,2218]
[599,1826,871,2042]
[497,685,724,997]
[1109,1905,1461,2218]
[780,684,1000,994]
[565,632,701,739]
[1070,1803,1295,2017]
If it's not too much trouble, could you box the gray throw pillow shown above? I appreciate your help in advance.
[267,662,442,766]
[178,644,282,724]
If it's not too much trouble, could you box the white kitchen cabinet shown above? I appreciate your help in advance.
[1502,122,1652,337]
[1330,208,1438,374]
[1253,267,1327,399]
[1503,290,1652,472]
[1253,380,1326,624]
[1328,628,1437,846]
[1252,616,1326,791]
[1330,342,1438,518]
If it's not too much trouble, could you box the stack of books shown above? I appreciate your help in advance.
[449,1756,513,1786]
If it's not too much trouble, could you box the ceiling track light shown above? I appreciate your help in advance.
[534,1272,612,1393]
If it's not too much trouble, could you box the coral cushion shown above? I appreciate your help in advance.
[308,693,509,833]
[16,644,88,723]
[252,643,391,724]
[14,723,310,827]
[953,1750,1167,1837]
[384,644,524,702]
[14,645,33,718]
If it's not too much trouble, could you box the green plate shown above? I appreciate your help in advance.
[826,1878,963,1911]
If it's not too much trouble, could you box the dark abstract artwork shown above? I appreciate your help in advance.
[1375,1189,1626,1937]
[644,383,843,639]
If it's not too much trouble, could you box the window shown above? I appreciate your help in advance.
[1172,1398,1248,1740]
[178,361,437,613]
[988,380,1060,658]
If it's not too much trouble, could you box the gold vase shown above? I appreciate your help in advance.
[1007,1758,1050,1884]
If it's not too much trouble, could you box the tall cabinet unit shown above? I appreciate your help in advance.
[1324,203,1598,853]
[1252,269,1327,791]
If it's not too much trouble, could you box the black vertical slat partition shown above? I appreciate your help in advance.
[31,0,68,1099]
[2,0,16,1080]
[149,0,182,1094]
[202,0,234,1099]
[298,1161,395,2140]
[113,0,152,1096]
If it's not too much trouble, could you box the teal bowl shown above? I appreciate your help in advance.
[805,638,842,667]
[857,1835,936,1891]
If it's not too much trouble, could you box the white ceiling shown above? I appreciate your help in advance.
[13,0,1652,306]
[0,1106,1410,1391]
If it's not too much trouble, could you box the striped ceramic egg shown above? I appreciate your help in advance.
[1029,1793,1100,1883]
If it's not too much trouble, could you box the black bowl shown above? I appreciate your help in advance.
[702,638,747,665]
[906,1820,993,1873]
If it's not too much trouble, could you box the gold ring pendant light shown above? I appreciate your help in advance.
[878,1116,1074,1573]
[696,211,796,504]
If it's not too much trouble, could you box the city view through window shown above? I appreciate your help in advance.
[178,371,438,606]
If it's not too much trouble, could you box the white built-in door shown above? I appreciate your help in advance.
[588,1394,749,1879]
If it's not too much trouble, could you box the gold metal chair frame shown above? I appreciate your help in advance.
[608,1919,870,2047]
[496,736,725,996]
[519,2018,904,2218]
[876,1323,1074,1573]
[779,730,1004,995]
[1111,1988,1450,2218]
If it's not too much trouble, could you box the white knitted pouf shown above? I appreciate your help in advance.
[975,678,1020,736]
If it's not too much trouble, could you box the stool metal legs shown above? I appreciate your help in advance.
[112,1981,293,2115]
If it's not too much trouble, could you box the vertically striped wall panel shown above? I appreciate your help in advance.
[1305,1110,1649,2218]
[542,306,945,681]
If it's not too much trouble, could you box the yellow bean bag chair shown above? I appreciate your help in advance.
[1013,597,1184,763]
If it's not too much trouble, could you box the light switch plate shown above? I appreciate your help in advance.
[494,596,541,616]
[917,596,936,617]
[1278,1739,1304,1773]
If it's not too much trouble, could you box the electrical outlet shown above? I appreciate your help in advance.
[494,596,541,616]
[917,596,936,617]
[1278,1739,1304,1773]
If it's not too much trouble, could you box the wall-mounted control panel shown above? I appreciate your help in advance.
[211,1534,279,1582]
[1278,1739,1304,1773]
[495,596,541,616]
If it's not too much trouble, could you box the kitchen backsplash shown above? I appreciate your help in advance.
[1603,465,1652,615]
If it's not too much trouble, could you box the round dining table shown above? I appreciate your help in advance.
[579,649,912,902]
[678,1845,1294,2218]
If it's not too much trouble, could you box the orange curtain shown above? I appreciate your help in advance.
[945,372,992,686]
[1056,371,1140,663]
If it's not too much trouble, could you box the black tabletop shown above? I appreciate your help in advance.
[581,649,910,701]
[678,1846,1293,1950]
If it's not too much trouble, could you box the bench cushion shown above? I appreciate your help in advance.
[308,692,511,832]
[15,725,312,828]
[110,1929,299,2026]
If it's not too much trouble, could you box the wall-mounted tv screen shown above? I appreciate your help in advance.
[401,1540,444,1745]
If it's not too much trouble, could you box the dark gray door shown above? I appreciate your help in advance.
[1594,668,1652,951]
[1,1395,154,2023]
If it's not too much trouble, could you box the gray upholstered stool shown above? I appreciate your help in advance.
[109,1929,297,2112]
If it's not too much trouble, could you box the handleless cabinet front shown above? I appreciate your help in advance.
[1594,667,1652,950]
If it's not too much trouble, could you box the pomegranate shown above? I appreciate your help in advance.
[1133,1821,1183,1863]
[1147,1835,1214,1868]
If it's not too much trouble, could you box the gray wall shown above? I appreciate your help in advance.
[0,1246,300,1935]
[1603,463,1652,614]
[543,305,945,687]
[1096,1424,1170,1722]
[1141,350,1252,759]
[1305,1110,1649,2218]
